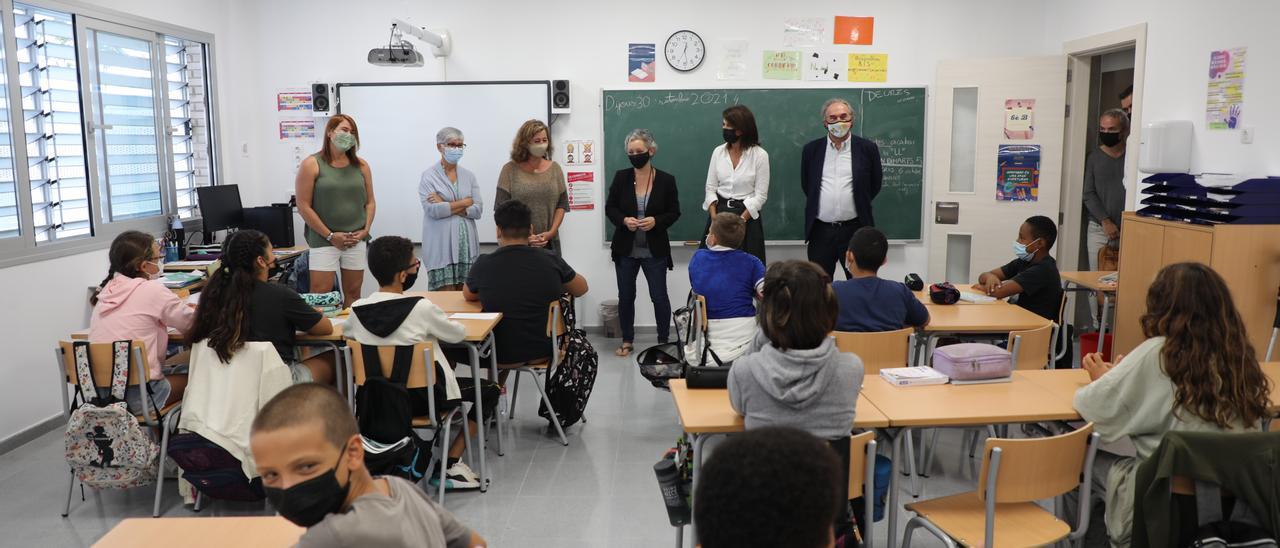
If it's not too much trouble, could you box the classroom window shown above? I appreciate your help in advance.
[17,4,92,243]
[163,36,213,219]
[0,9,16,240]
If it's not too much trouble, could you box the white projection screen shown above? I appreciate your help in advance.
[336,81,551,243]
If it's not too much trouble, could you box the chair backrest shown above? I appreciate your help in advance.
[847,430,877,495]
[979,422,1095,503]
[546,299,566,338]
[347,340,433,389]
[696,294,708,332]
[58,340,147,388]
[833,328,914,374]
[1008,323,1054,370]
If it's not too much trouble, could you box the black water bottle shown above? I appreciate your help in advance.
[654,458,690,527]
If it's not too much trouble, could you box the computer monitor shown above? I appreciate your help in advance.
[196,184,243,242]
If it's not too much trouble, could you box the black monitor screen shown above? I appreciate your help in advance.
[196,185,243,232]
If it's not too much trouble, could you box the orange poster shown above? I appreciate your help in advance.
[833,16,874,45]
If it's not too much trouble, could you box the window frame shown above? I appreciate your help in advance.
[0,0,220,268]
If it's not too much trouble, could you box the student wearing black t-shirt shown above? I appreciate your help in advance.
[972,216,1064,321]
[464,200,588,374]
[190,229,336,384]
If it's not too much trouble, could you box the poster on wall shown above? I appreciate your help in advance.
[996,144,1041,202]
[833,16,874,45]
[1206,47,1246,130]
[567,172,595,211]
[803,52,844,81]
[782,18,823,47]
[628,43,656,83]
[277,90,313,112]
[1003,99,1036,139]
[563,140,595,167]
[717,40,748,80]
[847,53,888,82]
[763,50,801,80]
[279,119,316,141]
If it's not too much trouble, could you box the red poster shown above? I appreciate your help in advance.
[567,171,595,211]
[833,16,874,45]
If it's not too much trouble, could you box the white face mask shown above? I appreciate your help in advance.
[145,259,164,280]
[528,143,548,158]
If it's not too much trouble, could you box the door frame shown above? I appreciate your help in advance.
[1058,23,1148,275]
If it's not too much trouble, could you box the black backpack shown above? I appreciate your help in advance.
[355,345,429,481]
[538,295,598,428]
[166,432,264,501]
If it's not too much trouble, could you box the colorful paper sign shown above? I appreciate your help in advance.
[847,53,888,82]
[783,18,823,47]
[1206,47,1246,130]
[277,91,313,112]
[567,171,595,210]
[278,119,316,141]
[833,16,874,45]
[1004,99,1036,139]
[763,50,801,80]
[628,43,656,83]
[563,140,595,167]
[996,145,1041,202]
[717,40,748,80]
[804,52,844,81]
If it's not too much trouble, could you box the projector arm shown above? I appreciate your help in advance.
[391,19,451,58]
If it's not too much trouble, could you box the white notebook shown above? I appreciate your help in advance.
[879,366,950,386]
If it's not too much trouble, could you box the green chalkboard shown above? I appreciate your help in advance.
[602,87,925,242]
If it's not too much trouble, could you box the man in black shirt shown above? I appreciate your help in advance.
[464,200,588,372]
[972,216,1063,321]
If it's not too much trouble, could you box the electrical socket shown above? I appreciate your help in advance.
[1241,127,1254,144]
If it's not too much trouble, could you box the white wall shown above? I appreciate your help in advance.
[1042,0,1280,176]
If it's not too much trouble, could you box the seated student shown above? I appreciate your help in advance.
[832,227,929,332]
[1067,262,1270,546]
[250,384,487,547]
[464,200,588,374]
[688,212,766,363]
[696,426,842,548]
[972,215,1064,321]
[89,230,195,415]
[344,235,497,490]
[189,229,335,384]
[729,260,863,440]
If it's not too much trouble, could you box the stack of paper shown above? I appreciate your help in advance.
[161,271,204,288]
[880,366,950,386]
[958,291,997,304]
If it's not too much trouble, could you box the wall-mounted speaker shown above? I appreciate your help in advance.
[551,79,570,115]
[312,83,333,117]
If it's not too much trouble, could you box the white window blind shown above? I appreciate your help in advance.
[16,4,90,243]
[0,11,17,240]
[164,36,212,218]
[87,29,161,221]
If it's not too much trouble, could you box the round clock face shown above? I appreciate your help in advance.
[665,30,705,72]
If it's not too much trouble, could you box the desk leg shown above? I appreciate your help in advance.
[887,428,907,548]
[466,343,489,492]
[1098,294,1112,353]
[690,432,714,548]
[485,333,505,457]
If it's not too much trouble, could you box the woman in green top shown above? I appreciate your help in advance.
[496,119,568,255]
[295,114,376,307]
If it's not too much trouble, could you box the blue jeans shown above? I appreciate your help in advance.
[615,255,672,343]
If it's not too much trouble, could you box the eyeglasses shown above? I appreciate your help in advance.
[405,259,421,271]
[445,144,467,149]
[826,114,853,123]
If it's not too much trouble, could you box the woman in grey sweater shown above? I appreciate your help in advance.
[728,260,863,440]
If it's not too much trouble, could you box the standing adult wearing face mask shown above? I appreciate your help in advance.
[496,119,568,255]
[702,104,770,264]
[295,114,376,308]
[799,97,884,280]
[420,127,483,291]
[605,128,681,357]
[1083,109,1129,324]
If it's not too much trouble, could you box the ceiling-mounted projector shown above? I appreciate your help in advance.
[368,46,424,67]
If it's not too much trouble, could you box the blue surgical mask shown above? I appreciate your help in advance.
[443,146,464,164]
[1013,239,1039,261]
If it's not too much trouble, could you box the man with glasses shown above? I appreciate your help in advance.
[800,98,884,279]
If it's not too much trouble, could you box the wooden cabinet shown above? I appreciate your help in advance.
[1113,212,1280,358]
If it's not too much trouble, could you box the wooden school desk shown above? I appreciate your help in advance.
[669,379,889,544]
[94,516,302,547]
[1061,270,1117,343]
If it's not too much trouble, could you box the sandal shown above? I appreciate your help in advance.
[615,342,634,357]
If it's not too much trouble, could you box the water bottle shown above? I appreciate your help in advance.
[654,458,690,527]
[170,216,186,259]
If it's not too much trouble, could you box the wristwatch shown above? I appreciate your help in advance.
[325,231,336,242]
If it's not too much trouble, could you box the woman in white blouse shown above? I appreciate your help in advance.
[703,104,769,263]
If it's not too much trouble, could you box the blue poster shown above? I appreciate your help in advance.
[996,144,1040,201]
[628,43,655,82]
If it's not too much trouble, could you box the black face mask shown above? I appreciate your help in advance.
[264,446,351,527]
[722,128,739,144]
[1098,131,1123,147]
[401,270,418,291]
[628,152,650,169]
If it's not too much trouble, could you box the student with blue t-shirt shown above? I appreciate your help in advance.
[688,212,765,362]
[833,227,929,332]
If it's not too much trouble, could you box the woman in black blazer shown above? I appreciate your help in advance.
[606,129,681,356]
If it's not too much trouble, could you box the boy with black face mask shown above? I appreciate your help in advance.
[251,383,486,547]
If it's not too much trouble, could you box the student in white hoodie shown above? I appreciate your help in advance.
[344,235,498,491]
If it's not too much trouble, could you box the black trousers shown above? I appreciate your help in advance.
[701,195,766,264]
[806,218,863,280]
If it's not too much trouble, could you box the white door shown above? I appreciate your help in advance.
[927,56,1068,283]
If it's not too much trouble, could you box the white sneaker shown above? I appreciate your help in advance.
[430,461,481,490]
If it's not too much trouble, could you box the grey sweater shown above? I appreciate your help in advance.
[1082,149,1126,226]
[727,330,864,440]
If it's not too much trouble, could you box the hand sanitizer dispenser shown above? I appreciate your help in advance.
[1138,120,1193,174]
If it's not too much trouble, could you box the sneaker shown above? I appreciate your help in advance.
[429,462,481,490]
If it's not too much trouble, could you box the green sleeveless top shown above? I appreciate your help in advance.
[304,153,370,248]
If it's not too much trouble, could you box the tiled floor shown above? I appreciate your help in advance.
[1,334,1001,547]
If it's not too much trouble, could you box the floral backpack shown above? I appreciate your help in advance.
[64,341,159,489]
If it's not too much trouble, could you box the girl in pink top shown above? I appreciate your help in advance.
[89,231,195,414]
